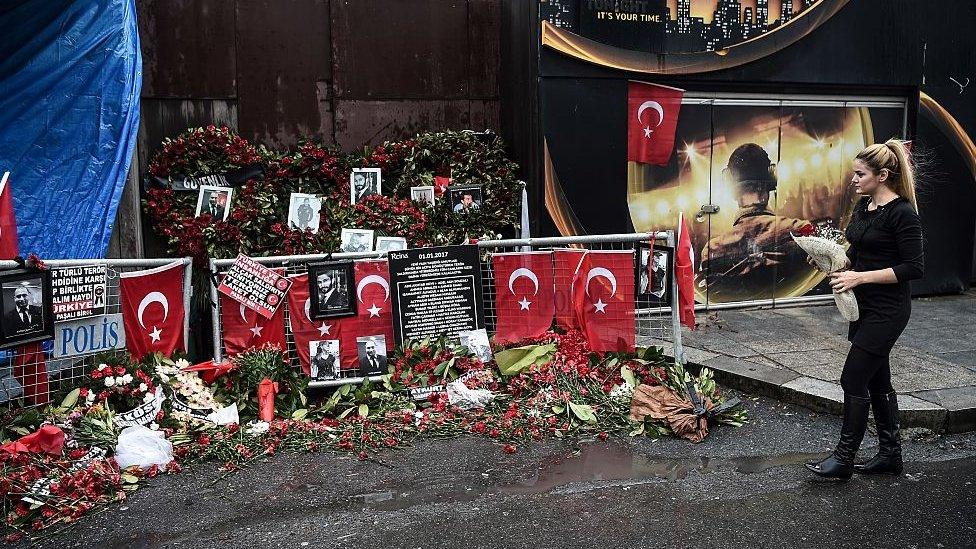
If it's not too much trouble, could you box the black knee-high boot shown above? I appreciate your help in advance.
[854,391,903,475]
[806,393,871,479]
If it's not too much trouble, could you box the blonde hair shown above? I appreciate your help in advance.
[855,139,918,211]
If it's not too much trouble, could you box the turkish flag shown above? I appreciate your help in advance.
[0,172,19,259]
[219,271,287,357]
[354,260,394,353]
[14,342,49,406]
[571,251,636,352]
[676,212,697,330]
[627,81,683,166]
[120,261,186,361]
[553,249,586,330]
[287,274,356,377]
[492,252,554,344]
[434,176,451,197]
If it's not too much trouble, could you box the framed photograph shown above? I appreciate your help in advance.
[357,335,388,376]
[340,228,374,253]
[637,243,672,301]
[287,193,322,233]
[194,185,234,221]
[448,185,483,214]
[459,328,492,363]
[350,168,382,204]
[375,236,407,252]
[410,185,435,207]
[309,339,341,380]
[0,269,55,349]
[308,261,356,319]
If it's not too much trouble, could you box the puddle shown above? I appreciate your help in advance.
[499,445,828,495]
[343,445,828,509]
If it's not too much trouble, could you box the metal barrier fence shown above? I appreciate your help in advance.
[0,258,193,408]
[210,232,683,388]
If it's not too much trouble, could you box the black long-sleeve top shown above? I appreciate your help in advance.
[844,196,924,354]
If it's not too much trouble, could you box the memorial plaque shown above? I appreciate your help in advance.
[388,245,485,346]
[51,265,107,322]
[217,255,292,319]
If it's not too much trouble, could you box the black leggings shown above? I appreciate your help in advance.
[840,344,894,397]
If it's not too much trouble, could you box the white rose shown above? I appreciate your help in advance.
[143,391,155,403]
[104,377,116,387]
[139,383,148,393]
[122,374,133,384]
[245,421,269,437]
[86,392,96,403]
[115,376,125,386]
[97,363,108,371]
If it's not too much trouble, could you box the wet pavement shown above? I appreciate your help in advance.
[661,292,976,431]
[22,391,976,549]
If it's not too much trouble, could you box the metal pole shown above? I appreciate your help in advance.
[668,229,685,366]
[209,258,223,363]
[182,257,192,352]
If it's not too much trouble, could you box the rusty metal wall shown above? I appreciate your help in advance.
[136,0,501,152]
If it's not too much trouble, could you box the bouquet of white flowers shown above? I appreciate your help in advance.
[791,233,859,321]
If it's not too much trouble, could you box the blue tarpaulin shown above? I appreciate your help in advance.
[0,0,141,259]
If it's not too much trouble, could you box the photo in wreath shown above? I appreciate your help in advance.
[410,185,435,207]
[340,228,374,253]
[448,185,482,214]
[376,237,407,252]
[307,261,356,319]
[194,185,233,221]
[350,168,382,204]
[287,193,322,233]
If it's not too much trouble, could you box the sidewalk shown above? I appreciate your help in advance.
[670,292,976,433]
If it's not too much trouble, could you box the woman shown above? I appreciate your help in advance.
[806,139,924,480]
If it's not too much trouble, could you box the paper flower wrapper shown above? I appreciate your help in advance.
[791,234,860,321]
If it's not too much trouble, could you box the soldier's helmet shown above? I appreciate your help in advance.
[724,143,777,194]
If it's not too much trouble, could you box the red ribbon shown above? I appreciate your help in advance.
[257,378,278,422]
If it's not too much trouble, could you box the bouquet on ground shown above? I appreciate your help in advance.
[791,224,859,321]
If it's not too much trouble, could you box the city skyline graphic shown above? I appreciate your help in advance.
[541,0,817,53]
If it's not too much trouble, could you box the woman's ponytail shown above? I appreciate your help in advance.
[884,139,917,211]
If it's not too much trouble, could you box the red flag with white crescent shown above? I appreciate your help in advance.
[354,260,394,353]
[627,81,683,166]
[571,250,635,352]
[219,271,287,357]
[287,274,356,377]
[676,212,697,330]
[492,252,554,344]
[553,248,586,330]
[0,172,19,259]
[120,261,186,361]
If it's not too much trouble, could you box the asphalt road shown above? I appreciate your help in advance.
[23,392,976,549]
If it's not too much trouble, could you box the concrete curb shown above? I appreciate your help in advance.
[686,354,975,434]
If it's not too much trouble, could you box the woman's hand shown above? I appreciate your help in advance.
[829,270,863,292]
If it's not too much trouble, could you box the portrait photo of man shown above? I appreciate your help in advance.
[350,168,382,204]
[340,228,374,253]
[316,269,348,311]
[288,193,322,233]
[195,185,234,221]
[2,283,44,336]
[308,261,356,319]
[449,186,482,214]
[357,335,387,376]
